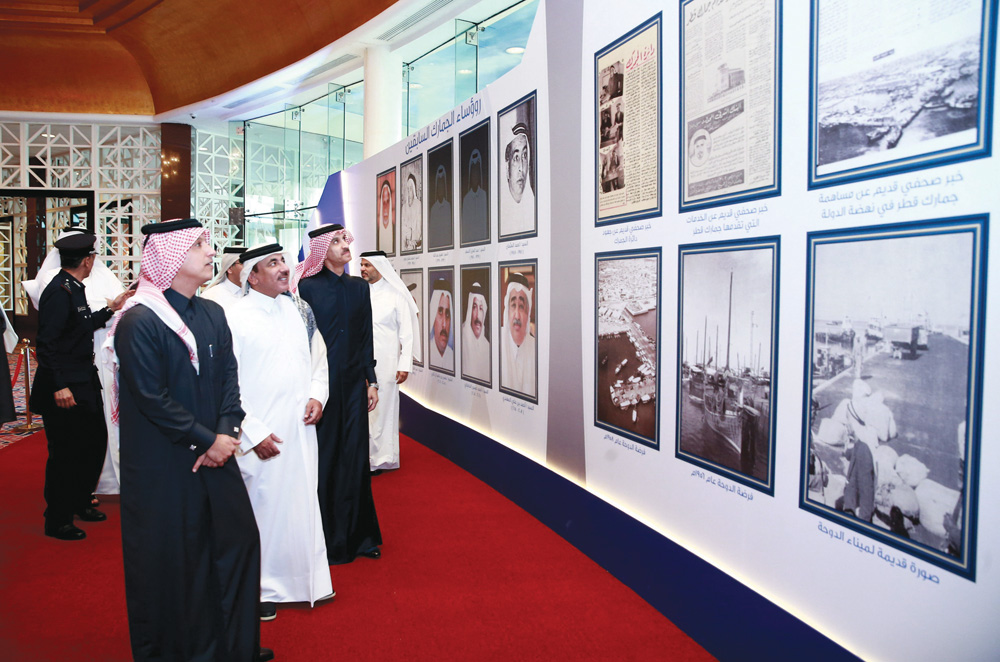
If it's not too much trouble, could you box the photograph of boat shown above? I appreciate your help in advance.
[595,249,660,448]
[802,217,987,578]
[676,238,778,492]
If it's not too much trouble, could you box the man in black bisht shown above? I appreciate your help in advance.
[32,231,131,541]
[108,219,272,661]
[292,223,383,564]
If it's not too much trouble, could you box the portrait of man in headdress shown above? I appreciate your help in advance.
[460,120,491,247]
[498,93,537,240]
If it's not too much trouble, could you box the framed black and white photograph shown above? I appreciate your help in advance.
[676,237,779,492]
[498,259,538,403]
[808,0,996,188]
[460,263,492,387]
[427,266,455,375]
[375,167,396,257]
[680,0,781,211]
[400,268,424,367]
[595,248,661,450]
[595,13,662,226]
[426,140,454,251]
[801,215,987,579]
[497,91,538,241]
[459,119,491,247]
[400,155,424,255]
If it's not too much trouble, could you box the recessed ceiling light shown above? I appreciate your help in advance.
[409,83,423,89]
[505,46,525,55]
[458,69,473,75]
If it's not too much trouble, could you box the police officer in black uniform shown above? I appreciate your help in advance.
[32,231,132,541]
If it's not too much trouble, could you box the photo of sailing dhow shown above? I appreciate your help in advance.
[802,217,987,579]
[676,238,779,493]
[595,249,661,448]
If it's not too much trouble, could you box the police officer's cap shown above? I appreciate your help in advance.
[54,231,97,258]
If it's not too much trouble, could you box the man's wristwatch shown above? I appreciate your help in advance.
[370,383,379,391]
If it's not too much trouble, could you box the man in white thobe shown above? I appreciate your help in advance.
[428,277,454,372]
[461,281,490,383]
[201,245,245,310]
[359,251,419,472]
[23,227,126,495]
[401,172,422,252]
[499,119,535,238]
[228,243,333,620]
[501,271,536,398]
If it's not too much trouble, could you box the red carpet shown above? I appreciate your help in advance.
[0,431,714,661]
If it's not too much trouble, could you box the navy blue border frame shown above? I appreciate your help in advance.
[399,267,424,368]
[807,0,997,189]
[799,215,988,580]
[458,118,492,248]
[593,247,662,450]
[459,262,493,388]
[594,13,663,227]
[399,153,424,256]
[427,265,456,376]
[426,139,455,252]
[497,90,539,242]
[376,165,397,257]
[679,0,783,212]
[498,257,540,404]
[675,236,780,494]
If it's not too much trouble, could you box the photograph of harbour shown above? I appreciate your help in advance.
[595,249,660,448]
[802,217,986,577]
[811,0,992,184]
[676,239,778,491]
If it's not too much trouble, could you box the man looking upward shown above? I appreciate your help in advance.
[293,224,383,564]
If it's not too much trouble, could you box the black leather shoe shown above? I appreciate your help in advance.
[260,602,277,621]
[45,523,86,541]
[76,507,107,522]
[257,647,275,661]
[359,547,381,559]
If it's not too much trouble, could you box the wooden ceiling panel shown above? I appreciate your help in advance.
[0,0,393,116]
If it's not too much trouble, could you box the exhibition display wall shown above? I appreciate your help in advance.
[325,1,1000,658]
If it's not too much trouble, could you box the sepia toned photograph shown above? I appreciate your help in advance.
[676,238,778,491]
[460,263,491,387]
[375,167,396,256]
[810,0,994,187]
[802,216,987,579]
[427,141,454,251]
[497,92,538,241]
[400,268,424,367]
[427,266,455,375]
[498,260,538,403]
[459,119,491,247]
[400,155,424,254]
[595,249,661,449]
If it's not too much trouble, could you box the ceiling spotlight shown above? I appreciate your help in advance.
[505,46,525,55]
[458,69,473,75]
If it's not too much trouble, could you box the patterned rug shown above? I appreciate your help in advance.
[0,350,43,449]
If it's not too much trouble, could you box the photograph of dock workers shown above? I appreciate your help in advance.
[497,93,537,240]
[596,250,660,448]
[400,156,424,254]
[400,268,424,366]
[460,264,491,386]
[498,261,537,402]
[427,141,454,252]
[677,239,777,489]
[459,120,491,247]
[376,168,396,257]
[803,217,986,575]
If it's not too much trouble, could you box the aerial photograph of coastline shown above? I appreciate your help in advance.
[596,252,659,447]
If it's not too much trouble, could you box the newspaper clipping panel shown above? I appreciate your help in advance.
[596,15,661,224]
[682,0,778,208]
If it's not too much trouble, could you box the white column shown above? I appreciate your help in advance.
[362,45,403,158]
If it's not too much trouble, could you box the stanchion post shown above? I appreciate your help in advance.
[13,339,44,433]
